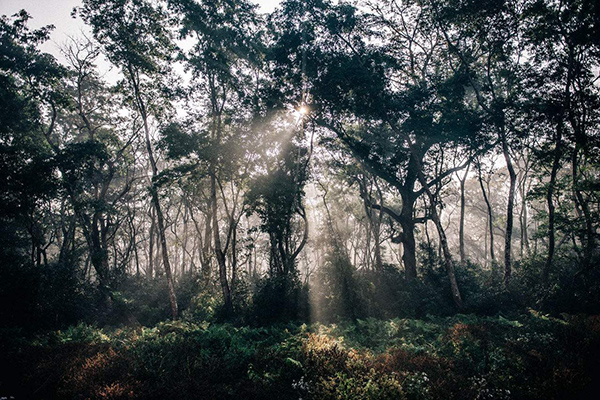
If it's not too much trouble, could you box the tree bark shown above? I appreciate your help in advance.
[478,164,496,266]
[148,206,156,278]
[416,168,463,309]
[572,145,595,271]
[211,171,233,316]
[459,164,470,263]
[502,134,517,285]
[359,176,384,271]
[544,121,563,283]
[231,222,237,292]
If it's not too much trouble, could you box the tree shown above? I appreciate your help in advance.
[434,0,528,284]
[79,0,179,319]
[268,0,488,308]
[0,11,65,268]
[40,37,138,301]
[164,0,262,316]
[524,0,600,278]
[246,115,310,278]
[458,163,471,263]
[476,157,497,267]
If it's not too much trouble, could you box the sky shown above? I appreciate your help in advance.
[0,0,281,62]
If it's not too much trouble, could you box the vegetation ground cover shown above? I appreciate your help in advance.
[2,312,599,399]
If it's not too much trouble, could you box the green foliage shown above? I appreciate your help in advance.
[1,0,600,397]
[313,240,363,322]
[182,289,223,323]
[49,323,111,345]
[78,0,174,74]
[245,119,310,278]
[0,10,65,280]
[0,259,99,331]
[511,254,600,315]
[102,272,230,327]
[252,274,309,324]
[3,314,600,399]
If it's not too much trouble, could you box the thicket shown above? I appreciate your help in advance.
[2,313,599,399]
[3,244,599,333]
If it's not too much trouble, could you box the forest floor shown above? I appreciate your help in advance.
[1,312,600,399]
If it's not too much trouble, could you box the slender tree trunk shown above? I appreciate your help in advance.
[521,176,530,255]
[152,188,178,319]
[126,68,177,317]
[415,169,463,309]
[372,219,383,270]
[129,207,140,276]
[202,213,212,281]
[182,207,189,276]
[478,165,496,265]
[502,134,517,285]
[359,176,383,271]
[132,69,178,319]
[459,164,470,263]
[373,182,384,270]
[484,212,489,265]
[248,244,253,277]
[59,215,76,264]
[544,121,563,283]
[572,145,595,271]
[211,171,233,315]
[148,206,156,278]
[516,157,529,258]
[364,219,372,269]
[232,222,237,292]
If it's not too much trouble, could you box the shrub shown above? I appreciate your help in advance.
[252,274,309,324]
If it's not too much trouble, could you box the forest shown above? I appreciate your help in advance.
[1,0,599,398]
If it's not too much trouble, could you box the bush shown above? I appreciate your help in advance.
[0,259,98,331]
[313,243,364,322]
[252,274,309,324]
[3,314,600,399]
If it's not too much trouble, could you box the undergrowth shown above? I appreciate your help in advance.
[1,312,599,399]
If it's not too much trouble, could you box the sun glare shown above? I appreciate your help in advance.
[299,105,309,115]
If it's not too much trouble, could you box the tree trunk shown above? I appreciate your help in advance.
[572,145,595,271]
[415,169,463,310]
[130,64,178,320]
[544,121,562,283]
[478,165,496,266]
[136,97,176,317]
[148,206,156,278]
[211,171,233,316]
[359,176,384,271]
[459,164,470,263]
[182,207,189,276]
[202,213,212,281]
[520,175,530,256]
[152,188,178,319]
[400,215,417,281]
[398,177,418,281]
[231,222,237,292]
[372,219,383,270]
[502,135,517,285]
[373,182,384,270]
